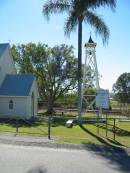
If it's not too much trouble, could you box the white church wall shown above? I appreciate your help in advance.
[0,97,31,119]
[26,96,31,117]
[0,48,16,86]
[29,79,39,116]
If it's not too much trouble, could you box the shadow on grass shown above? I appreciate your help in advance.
[115,126,130,136]
[0,116,73,135]
[0,119,48,136]
[92,122,130,137]
[80,124,125,147]
[79,124,110,146]
[51,117,67,127]
[83,143,130,173]
[0,119,47,128]
[0,115,75,129]
[106,138,125,147]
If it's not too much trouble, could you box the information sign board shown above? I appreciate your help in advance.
[96,89,109,109]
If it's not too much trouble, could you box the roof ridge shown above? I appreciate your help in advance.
[0,43,9,45]
[6,74,35,76]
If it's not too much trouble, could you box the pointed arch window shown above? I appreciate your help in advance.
[9,100,14,110]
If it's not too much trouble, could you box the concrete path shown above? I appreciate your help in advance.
[0,134,130,173]
[0,143,130,173]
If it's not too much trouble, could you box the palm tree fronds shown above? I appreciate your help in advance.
[84,10,109,45]
[43,0,70,20]
[64,12,78,36]
[87,0,116,11]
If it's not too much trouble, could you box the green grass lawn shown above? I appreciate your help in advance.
[0,115,130,147]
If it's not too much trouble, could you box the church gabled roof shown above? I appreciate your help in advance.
[0,43,9,58]
[0,74,35,96]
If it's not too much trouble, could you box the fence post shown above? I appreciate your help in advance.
[106,114,108,138]
[113,118,116,140]
[97,110,100,134]
[48,114,51,140]
[16,119,19,135]
[62,112,64,117]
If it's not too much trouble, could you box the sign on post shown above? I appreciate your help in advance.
[96,89,109,109]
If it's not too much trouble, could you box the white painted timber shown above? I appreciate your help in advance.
[0,47,16,87]
[0,97,30,118]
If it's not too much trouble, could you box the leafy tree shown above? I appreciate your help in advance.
[112,73,130,103]
[11,44,34,73]
[11,43,78,113]
[42,0,116,118]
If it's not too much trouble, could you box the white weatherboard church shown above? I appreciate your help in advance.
[0,43,39,119]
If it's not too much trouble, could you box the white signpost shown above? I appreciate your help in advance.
[96,89,109,109]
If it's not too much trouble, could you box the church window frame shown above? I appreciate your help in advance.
[9,100,14,110]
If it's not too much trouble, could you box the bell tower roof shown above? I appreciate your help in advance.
[85,36,96,48]
[88,36,94,43]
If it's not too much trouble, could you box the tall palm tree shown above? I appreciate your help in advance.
[43,0,116,119]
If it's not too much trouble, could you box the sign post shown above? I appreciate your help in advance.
[96,89,109,135]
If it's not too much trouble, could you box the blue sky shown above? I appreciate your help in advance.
[0,0,130,91]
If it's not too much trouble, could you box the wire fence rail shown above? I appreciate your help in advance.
[0,116,130,147]
[0,118,48,136]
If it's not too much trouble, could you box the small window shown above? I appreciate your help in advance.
[9,100,13,110]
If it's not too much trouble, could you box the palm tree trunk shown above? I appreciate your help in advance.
[77,18,82,120]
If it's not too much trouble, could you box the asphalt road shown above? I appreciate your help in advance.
[0,144,130,173]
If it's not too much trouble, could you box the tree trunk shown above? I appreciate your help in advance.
[77,18,82,120]
[46,99,55,115]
